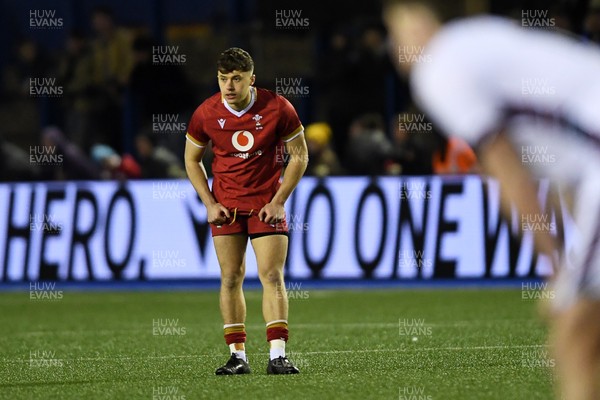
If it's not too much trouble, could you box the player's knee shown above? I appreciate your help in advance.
[221,269,244,289]
[258,268,283,286]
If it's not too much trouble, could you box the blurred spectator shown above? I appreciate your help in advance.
[129,35,194,126]
[1,39,49,150]
[39,126,100,180]
[58,30,88,94]
[385,112,435,175]
[134,132,186,179]
[321,24,395,163]
[319,28,353,156]
[3,38,51,99]
[344,113,392,175]
[550,5,575,33]
[91,144,141,180]
[304,122,343,176]
[57,30,96,151]
[431,134,479,175]
[584,1,600,44]
[353,24,393,117]
[88,6,134,152]
[0,134,40,181]
[129,35,194,161]
[90,6,133,88]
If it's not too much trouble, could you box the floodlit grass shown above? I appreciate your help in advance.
[0,288,554,399]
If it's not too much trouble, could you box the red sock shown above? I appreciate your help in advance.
[266,320,289,342]
[224,323,246,346]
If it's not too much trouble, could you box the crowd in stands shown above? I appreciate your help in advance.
[1,6,190,182]
[1,3,598,181]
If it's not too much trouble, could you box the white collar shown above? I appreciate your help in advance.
[223,87,256,117]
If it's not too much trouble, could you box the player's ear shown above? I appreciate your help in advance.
[250,74,256,86]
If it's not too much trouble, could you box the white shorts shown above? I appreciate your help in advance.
[554,176,600,311]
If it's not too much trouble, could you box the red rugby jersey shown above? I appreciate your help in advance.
[186,87,303,211]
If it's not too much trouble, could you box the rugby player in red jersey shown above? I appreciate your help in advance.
[184,48,307,375]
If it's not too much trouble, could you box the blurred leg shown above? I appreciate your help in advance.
[552,299,600,400]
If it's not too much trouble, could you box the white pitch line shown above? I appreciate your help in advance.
[294,344,550,355]
[291,320,536,329]
[0,344,549,364]
[3,319,538,338]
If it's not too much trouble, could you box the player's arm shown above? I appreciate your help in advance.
[184,139,230,225]
[478,132,559,272]
[259,133,308,223]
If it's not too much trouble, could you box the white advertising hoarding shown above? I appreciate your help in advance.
[0,176,571,281]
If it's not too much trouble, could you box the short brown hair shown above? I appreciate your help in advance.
[383,0,462,22]
[216,47,254,73]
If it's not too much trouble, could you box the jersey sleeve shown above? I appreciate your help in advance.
[186,107,210,148]
[276,95,304,142]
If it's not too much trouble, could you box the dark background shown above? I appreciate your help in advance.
[0,0,594,180]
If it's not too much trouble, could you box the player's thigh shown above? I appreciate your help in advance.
[250,234,288,278]
[555,184,600,310]
[213,234,248,275]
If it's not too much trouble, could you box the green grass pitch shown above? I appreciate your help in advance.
[0,287,555,399]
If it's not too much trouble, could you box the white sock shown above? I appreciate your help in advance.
[269,339,286,360]
[229,343,247,362]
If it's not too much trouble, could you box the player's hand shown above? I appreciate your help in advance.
[207,203,230,225]
[259,201,285,224]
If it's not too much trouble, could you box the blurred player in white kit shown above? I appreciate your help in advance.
[384,1,600,399]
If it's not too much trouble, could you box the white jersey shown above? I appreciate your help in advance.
[411,16,600,308]
[412,16,600,148]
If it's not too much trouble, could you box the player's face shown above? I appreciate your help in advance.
[384,3,440,75]
[217,70,255,110]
